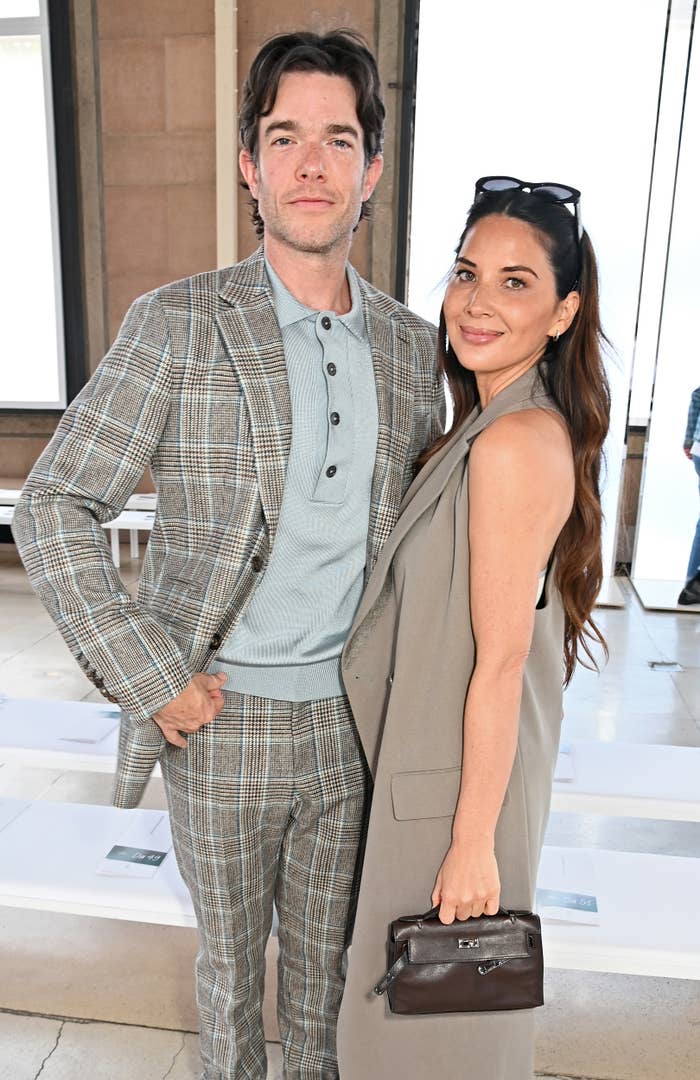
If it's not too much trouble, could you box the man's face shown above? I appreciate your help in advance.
[239,70,383,256]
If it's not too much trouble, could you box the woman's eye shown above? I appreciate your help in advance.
[505,277,525,289]
[454,268,475,283]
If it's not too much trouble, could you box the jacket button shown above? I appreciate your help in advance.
[251,555,264,572]
[209,632,222,649]
[94,676,105,689]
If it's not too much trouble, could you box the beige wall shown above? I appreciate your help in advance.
[98,0,217,344]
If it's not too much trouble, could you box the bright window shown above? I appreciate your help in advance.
[0,2,65,408]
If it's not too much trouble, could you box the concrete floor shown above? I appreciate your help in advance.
[0,542,699,1079]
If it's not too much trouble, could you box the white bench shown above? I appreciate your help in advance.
[0,799,192,926]
[0,798,696,980]
[0,495,156,569]
[0,697,161,777]
[551,738,700,821]
[2,700,698,822]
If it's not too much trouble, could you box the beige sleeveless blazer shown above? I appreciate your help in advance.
[338,363,566,1080]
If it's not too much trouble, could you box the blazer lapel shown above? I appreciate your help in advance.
[363,299,415,575]
[215,251,292,547]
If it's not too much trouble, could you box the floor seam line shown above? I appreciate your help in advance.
[33,1017,64,1079]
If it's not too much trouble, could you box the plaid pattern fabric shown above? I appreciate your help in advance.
[684,386,700,448]
[161,690,369,1080]
[12,248,443,807]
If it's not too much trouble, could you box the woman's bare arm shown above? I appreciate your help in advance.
[432,406,573,923]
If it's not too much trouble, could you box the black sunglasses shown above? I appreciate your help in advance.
[474,175,583,241]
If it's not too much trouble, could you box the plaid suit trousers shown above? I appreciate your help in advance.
[161,690,370,1080]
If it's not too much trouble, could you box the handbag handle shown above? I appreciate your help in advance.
[410,905,514,923]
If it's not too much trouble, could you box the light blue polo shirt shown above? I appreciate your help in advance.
[211,259,379,701]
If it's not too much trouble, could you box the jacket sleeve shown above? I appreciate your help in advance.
[12,292,192,722]
[685,387,700,449]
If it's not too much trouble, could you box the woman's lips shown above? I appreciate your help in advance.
[458,326,503,345]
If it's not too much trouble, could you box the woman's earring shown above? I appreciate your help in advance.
[553,329,561,342]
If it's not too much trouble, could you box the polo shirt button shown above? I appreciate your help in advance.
[326,465,337,478]
[326,362,337,376]
[321,316,332,330]
[330,412,340,425]
[251,555,264,572]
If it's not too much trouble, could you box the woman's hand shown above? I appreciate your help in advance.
[431,838,500,924]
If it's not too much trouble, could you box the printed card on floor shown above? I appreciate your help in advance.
[536,848,600,925]
[97,810,173,878]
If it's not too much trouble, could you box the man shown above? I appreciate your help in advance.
[679,384,700,605]
[13,30,443,1080]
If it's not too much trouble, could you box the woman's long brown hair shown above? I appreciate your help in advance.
[420,191,611,684]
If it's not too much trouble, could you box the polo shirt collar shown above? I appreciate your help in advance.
[264,256,367,341]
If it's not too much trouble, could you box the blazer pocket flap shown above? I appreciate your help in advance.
[391,767,461,821]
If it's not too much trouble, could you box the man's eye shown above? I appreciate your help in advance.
[331,139,351,149]
[272,137,292,147]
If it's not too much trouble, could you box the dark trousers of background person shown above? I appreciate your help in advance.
[686,454,700,581]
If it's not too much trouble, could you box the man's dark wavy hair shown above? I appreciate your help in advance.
[239,29,385,239]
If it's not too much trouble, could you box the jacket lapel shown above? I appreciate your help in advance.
[215,250,291,547]
[363,298,415,575]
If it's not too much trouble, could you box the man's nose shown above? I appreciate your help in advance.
[296,144,325,181]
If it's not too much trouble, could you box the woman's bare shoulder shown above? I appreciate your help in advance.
[470,408,574,511]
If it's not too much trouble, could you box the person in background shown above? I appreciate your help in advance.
[679,385,700,605]
[12,30,444,1079]
[337,177,610,1079]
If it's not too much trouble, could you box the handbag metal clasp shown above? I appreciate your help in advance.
[458,937,480,949]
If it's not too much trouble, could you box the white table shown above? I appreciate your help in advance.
[0,799,697,979]
[104,509,154,567]
[0,799,193,926]
[3,701,698,823]
[540,845,700,979]
[551,738,700,821]
[0,697,161,777]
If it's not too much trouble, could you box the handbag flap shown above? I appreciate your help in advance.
[406,925,532,964]
[392,911,541,965]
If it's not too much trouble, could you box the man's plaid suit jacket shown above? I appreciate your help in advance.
[13,247,444,807]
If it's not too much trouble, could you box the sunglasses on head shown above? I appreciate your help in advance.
[474,175,583,241]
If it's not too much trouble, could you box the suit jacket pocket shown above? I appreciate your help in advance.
[391,767,462,821]
[391,766,510,821]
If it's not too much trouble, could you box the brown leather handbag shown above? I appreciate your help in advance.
[373,906,544,1014]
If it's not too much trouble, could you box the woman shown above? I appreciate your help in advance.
[337,178,610,1079]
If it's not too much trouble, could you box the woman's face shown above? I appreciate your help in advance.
[443,213,578,381]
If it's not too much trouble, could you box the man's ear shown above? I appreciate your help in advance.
[362,153,384,202]
[239,148,259,198]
